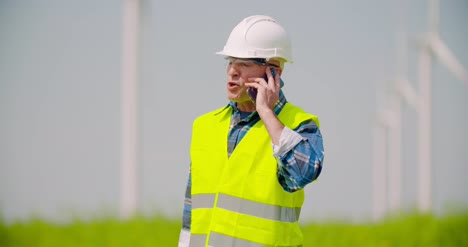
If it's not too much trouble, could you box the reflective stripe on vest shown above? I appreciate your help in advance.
[192,193,301,223]
[190,232,303,247]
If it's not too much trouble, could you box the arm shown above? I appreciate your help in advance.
[249,69,324,190]
[178,168,191,247]
[273,120,324,192]
[257,108,283,145]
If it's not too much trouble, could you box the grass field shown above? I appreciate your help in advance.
[1,212,467,246]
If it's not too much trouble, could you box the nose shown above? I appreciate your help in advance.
[227,65,240,80]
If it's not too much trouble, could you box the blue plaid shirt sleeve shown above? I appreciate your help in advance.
[276,120,324,192]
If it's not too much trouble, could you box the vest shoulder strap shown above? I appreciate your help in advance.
[280,103,320,129]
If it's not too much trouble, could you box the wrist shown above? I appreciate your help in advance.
[257,106,275,118]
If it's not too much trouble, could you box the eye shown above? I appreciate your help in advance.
[239,62,251,67]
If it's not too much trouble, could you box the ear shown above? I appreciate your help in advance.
[267,58,285,73]
[277,68,283,77]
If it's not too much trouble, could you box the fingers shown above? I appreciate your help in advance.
[265,67,280,90]
[246,67,279,89]
[273,69,280,89]
[265,67,275,88]
[244,80,261,89]
[246,77,268,88]
[245,67,280,109]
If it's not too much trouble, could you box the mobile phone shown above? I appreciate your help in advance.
[247,68,284,103]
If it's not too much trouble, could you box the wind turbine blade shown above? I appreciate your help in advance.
[396,78,419,109]
[428,34,468,85]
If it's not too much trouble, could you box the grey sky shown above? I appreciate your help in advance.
[1,0,467,224]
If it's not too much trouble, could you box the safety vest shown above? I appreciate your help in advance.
[190,103,319,247]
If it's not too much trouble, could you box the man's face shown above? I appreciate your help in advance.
[225,57,268,104]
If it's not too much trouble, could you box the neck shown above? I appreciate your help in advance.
[236,101,256,113]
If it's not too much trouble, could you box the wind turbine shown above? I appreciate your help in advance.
[120,0,140,219]
[373,56,406,221]
[373,0,468,220]
[372,0,410,221]
[413,0,468,212]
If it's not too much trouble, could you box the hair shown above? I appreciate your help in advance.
[268,58,286,70]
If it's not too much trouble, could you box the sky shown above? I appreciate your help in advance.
[1,0,467,224]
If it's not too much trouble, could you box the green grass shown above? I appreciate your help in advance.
[1,213,468,246]
[0,214,180,247]
[302,213,468,246]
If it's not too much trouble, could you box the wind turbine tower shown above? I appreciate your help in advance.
[120,0,140,219]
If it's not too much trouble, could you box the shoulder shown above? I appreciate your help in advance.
[280,103,320,128]
[193,105,231,125]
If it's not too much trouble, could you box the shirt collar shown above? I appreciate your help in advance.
[225,89,287,117]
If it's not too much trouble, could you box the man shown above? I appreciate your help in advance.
[179,15,324,247]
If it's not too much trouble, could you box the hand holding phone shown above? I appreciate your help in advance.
[247,68,284,103]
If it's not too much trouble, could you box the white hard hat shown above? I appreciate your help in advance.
[216,15,293,63]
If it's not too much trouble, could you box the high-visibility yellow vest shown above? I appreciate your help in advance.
[190,103,319,247]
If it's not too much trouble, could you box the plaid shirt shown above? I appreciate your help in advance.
[182,91,324,231]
